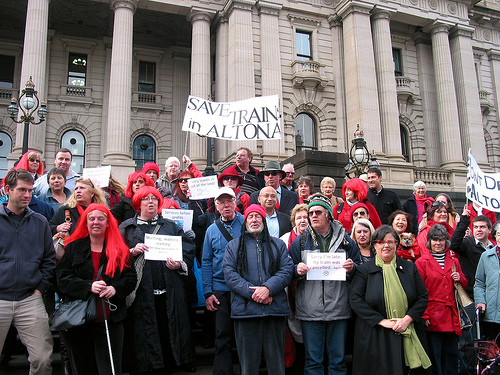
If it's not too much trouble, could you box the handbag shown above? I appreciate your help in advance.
[451,264,473,330]
[126,224,161,308]
[50,264,104,331]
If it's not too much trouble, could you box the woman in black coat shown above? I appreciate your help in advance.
[111,171,154,224]
[56,204,136,375]
[119,186,196,374]
[349,225,430,375]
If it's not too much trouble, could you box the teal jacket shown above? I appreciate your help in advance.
[474,246,500,323]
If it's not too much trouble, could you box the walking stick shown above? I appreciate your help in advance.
[101,298,116,375]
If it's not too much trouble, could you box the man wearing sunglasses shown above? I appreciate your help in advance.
[289,194,361,375]
[249,161,299,216]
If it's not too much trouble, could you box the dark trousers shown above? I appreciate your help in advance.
[213,291,234,375]
[426,331,459,375]
[234,317,286,375]
[61,321,124,375]
[459,303,478,375]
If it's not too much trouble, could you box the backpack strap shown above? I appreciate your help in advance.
[215,219,233,243]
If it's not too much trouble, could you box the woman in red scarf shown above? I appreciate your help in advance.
[332,178,382,232]
[56,203,136,374]
[402,180,434,235]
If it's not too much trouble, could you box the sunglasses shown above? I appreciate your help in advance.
[432,201,446,207]
[179,178,191,183]
[263,171,280,177]
[223,176,239,181]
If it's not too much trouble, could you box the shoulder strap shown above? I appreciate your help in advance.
[215,219,233,242]
[337,202,344,215]
[152,224,161,235]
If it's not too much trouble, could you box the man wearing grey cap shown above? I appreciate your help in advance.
[202,187,244,374]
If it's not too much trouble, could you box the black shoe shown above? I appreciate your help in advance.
[181,363,196,372]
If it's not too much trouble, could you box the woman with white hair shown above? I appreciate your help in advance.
[402,181,434,236]
[320,177,343,207]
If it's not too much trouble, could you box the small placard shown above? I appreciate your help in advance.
[306,252,346,281]
[162,209,193,232]
[188,176,219,200]
[82,165,111,188]
[144,234,183,262]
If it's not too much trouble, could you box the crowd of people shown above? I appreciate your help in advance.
[0,146,499,375]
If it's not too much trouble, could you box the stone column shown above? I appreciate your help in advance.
[224,0,258,154]
[450,25,488,168]
[371,9,403,161]
[338,3,383,156]
[102,0,137,181]
[257,1,284,158]
[12,0,50,160]
[428,23,464,169]
[413,31,440,168]
[188,10,213,169]
[213,15,229,163]
[328,15,347,153]
[487,49,500,169]
[172,51,191,162]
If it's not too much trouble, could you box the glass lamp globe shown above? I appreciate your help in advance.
[354,147,367,164]
[22,96,35,110]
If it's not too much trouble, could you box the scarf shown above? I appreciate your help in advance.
[375,255,431,370]
[288,228,298,248]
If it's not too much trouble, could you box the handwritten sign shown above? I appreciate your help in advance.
[306,252,346,281]
[467,149,500,212]
[188,175,219,200]
[162,209,193,232]
[82,165,111,188]
[182,95,281,141]
[144,234,183,261]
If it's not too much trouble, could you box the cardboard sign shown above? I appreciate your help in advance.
[467,149,500,212]
[162,209,193,232]
[306,252,346,281]
[188,175,219,200]
[82,165,111,188]
[144,234,183,262]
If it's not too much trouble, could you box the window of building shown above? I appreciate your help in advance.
[0,132,12,178]
[296,31,312,61]
[400,124,410,162]
[68,53,87,86]
[295,113,316,152]
[133,135,156,170]
[0,55,15,89]
[393,49,402,77]
[61,130,85,174]
[138,61,156,93]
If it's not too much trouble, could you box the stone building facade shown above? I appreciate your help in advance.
[0,0,499,190]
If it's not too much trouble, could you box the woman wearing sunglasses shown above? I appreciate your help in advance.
[416,201,455,257]
[350,225,431,375]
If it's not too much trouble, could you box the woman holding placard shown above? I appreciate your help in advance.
[119,186,196,374]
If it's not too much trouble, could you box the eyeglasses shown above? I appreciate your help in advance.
[308,209,325,217]
[375,240,397,246]
[141,196,159,202]
[216,198,236,206]
[223,176,238,181]
[285,172,295,176]
[179,178,191,183]
[352,211,367,217]
[432,201,446,207]
[263,171,280,177]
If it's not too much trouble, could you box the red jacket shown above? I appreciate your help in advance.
[416,221,454,257]
[415,251,467,335]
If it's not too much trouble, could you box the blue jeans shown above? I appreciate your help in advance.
[426,331,459,375]
[301,320,347,375]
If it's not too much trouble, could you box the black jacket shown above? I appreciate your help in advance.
[55,237,136,323]
[402,195,430,235]
[250,187,299,216]
[367,187,401,225]
[49,205,82,235]
[276,211,293,237]
[450,215,490,297]
[119,216,196,370]
[350,258,428,375]
[110,196,136,224]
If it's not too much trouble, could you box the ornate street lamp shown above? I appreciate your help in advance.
[344,124,380,178]
[7,77,48,155]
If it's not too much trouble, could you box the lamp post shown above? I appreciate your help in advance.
[344,124,380,178]
[7,77,48,155]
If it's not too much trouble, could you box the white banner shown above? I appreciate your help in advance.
[82,165,111,188]
[466,149,500,212]
[306,252,346,281]
[182,95,281,141]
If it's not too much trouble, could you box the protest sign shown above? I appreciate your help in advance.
[182,95,281,141]
[144,234,183,261]
[306,252,346,281]
[466,150,500,212]
[82,165,111,188]
[162,209,193,232]
[188,175,219,200]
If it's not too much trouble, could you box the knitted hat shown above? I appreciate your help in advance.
[142,162,160,175]
[244,204,266,221]
[308,193,333,218]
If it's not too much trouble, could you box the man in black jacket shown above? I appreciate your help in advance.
[450,208,494,375]
[0,169,55,374]
[366,167,401,224]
